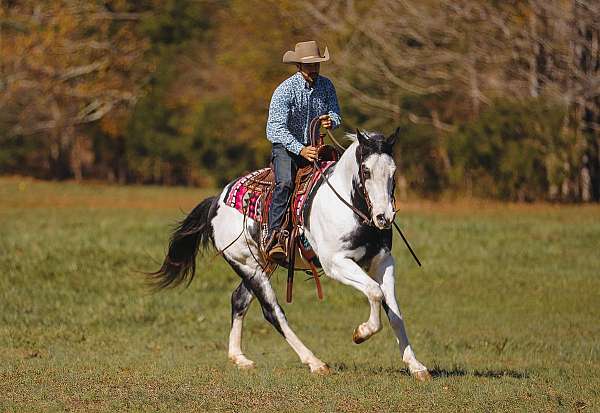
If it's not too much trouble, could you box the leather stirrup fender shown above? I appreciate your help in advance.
[286,227,298,303]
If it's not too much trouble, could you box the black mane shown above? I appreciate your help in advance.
[356,131,394,157]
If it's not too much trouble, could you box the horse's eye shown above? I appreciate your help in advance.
[363,167,371,179]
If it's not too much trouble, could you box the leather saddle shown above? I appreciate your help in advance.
[259,143,338,264]
[224,122,339,302]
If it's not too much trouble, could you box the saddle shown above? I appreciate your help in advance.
[261,143,338,256]
[222,135,338,302]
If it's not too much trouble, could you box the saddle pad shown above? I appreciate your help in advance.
[224,161,336,225]
[292,161,335,226]
[223,168,271,222]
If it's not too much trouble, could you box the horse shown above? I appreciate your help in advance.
[150,129,431,381]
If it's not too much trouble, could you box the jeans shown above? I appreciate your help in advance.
[268,143,304,233]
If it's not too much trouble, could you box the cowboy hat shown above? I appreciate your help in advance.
[282,41,330,64]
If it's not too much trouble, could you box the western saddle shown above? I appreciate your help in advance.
[241,121,339,302]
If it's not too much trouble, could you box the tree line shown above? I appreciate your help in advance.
[1,0,598,201]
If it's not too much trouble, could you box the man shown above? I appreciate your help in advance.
[265,40,342,262]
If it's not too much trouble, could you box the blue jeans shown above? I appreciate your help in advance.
[268,143,304,233]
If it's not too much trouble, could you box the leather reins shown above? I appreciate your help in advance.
[312,117,422,267]
[309,117,374,226]
[212,117,421,274]
[310,117,375,226]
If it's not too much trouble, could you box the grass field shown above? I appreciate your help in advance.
[1,176,599,412]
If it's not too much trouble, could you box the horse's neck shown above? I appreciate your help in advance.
[308,142,360,231]
[328,141,359,197]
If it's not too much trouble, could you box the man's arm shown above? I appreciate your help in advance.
[266,85,304,155]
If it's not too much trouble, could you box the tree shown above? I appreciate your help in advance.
[0,0,152,179]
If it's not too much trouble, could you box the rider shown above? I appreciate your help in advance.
[265,40,342,262]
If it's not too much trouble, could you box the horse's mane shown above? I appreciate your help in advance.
[344,130,386,143]
[344,132,358,143]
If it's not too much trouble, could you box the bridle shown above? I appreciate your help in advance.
[310,117,391,227]
[308,117,375,227]
[355,143,399,222]
[353,143,376,224]
[310,117,421,266]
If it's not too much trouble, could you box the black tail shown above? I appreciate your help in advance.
[149,196,218,289]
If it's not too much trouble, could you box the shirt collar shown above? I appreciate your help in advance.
[294,71,320,90]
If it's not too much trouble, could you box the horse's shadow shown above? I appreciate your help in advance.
[335,363,530,379]
[429,367,530,379]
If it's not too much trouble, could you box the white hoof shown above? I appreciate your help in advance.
[309,363,331,375]
[229,355,256,370]
[352,322,380,344]
[412,369,432,382]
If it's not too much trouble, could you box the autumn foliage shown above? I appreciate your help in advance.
[1,0,598,201]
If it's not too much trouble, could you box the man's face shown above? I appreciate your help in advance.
[298,63,320,84]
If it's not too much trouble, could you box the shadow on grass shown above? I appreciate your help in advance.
[430,367,529,379]
[333,363,529,380]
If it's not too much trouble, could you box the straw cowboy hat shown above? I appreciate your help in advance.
[282,41,330,64]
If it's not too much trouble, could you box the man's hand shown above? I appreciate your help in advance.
[319,114,333,129]
[300,145,318,162]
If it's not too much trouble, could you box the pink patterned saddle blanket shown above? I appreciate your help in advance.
[223,161,336,226]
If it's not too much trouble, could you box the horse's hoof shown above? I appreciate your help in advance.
[229,356,256,370]
[352,328,366,344]
[352,324,371,344]
[412,369,432,382]
[237,360,256,370]
[310,363,331,375]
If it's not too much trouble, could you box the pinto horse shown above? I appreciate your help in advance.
[151,129,431,381]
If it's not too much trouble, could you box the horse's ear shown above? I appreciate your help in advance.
[356,129,369,145]
[387,127,400,146]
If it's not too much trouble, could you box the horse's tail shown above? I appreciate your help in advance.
[149,196,218,289]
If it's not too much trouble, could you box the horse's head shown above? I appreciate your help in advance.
[355,129,399,230]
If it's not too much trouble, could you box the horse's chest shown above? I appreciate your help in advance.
[341,226,392,268]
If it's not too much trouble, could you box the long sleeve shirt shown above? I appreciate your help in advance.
[266,72,342,155]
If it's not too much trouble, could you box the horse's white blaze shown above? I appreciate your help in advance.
[363,153,396,229]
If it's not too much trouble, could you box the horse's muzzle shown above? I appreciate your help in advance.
[375,214,392,229]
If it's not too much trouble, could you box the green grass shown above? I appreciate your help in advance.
[1,177,599,412]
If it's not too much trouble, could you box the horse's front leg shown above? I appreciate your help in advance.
[324,253,384,343]
[370,251,431,381]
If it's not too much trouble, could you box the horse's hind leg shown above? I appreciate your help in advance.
[228,281,255,369]
[224,257,329,374]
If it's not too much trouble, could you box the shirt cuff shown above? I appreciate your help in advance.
[287,140,304,155]
[329,112,342,129]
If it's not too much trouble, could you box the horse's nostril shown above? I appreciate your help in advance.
[376,214,386,224]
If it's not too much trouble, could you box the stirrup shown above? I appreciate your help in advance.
[266,229,287,264]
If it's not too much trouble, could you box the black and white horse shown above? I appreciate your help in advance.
[151,130,431,380]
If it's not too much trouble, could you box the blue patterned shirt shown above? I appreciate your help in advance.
[266,72,342,155]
